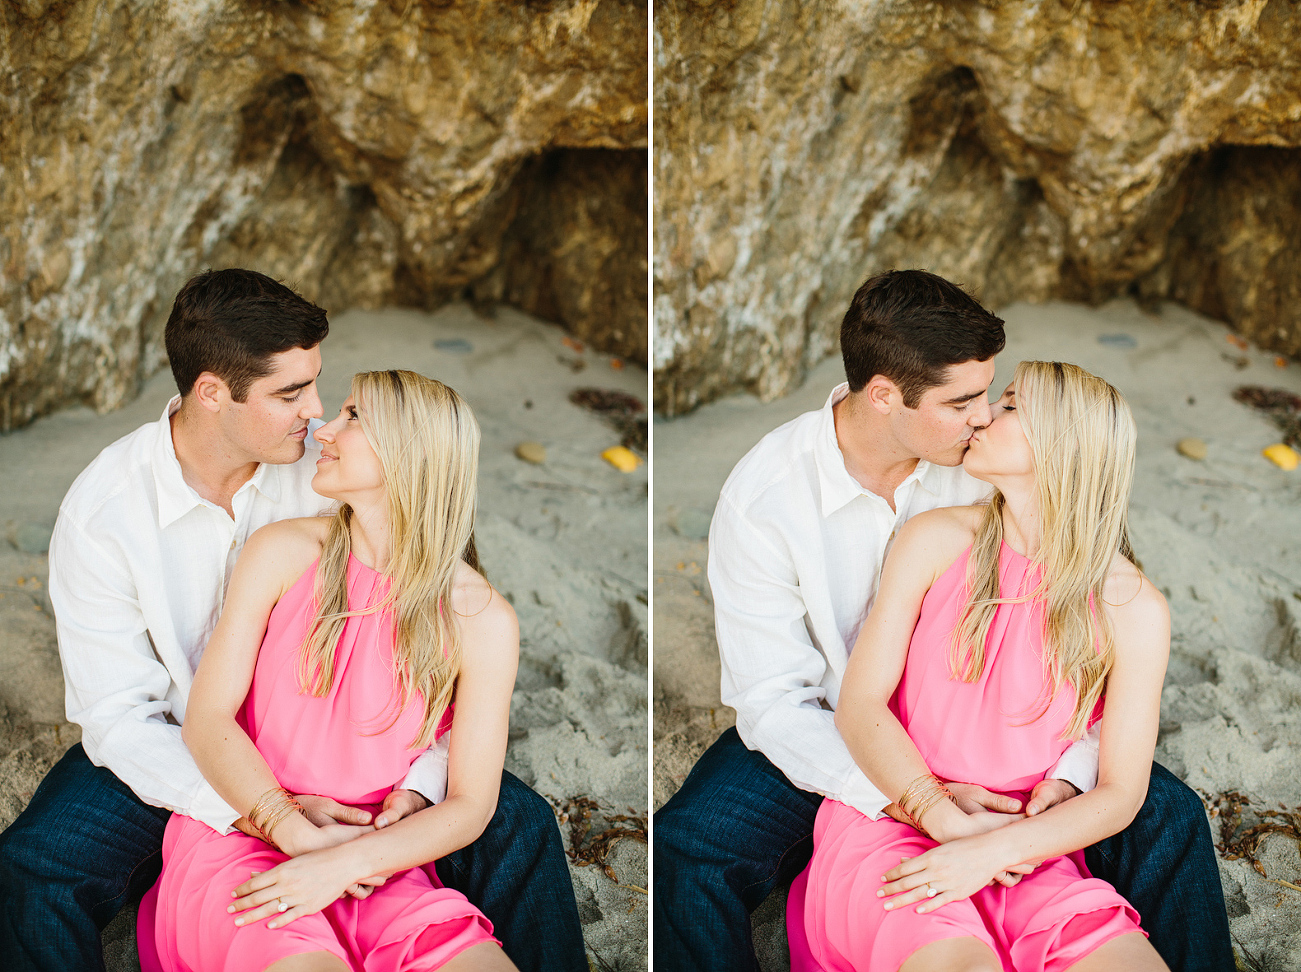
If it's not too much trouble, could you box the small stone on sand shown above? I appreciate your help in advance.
[672,508,713,540]
[515,441,547,464]
[1098,333,1137,349]
[433,338,473,354]
[15,523,52,554]
[1176,438,1208,461]
[1263,443,1299,470]
[601,446,642,472]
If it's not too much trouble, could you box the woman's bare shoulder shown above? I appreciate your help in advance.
[239,517,328,588]
[889,505,982,584]
[1103,554,1170,657]
[451,563,519,660]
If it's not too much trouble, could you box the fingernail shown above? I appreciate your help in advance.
[268,922,277,929]
[234,918,243,926]
[227,905,234,913]
[883,902,893,910]
[876,889,883,897]
[231,891,237,897]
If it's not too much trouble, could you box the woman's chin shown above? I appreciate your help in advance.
[961,452,992,483]
[311,470,340,500]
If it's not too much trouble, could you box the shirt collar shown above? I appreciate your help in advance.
[151,396,281,529]
[814,382,942,518]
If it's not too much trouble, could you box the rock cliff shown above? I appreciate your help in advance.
[1,0,647,430]
[654,0,1301,413]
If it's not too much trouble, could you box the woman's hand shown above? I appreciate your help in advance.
[229,847,362,929]
[876,834,1010,914]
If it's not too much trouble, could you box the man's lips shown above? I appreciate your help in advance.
[291,427,309,440]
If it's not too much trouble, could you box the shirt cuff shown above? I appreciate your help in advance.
[399,735,450,806]
[833,769,892,821]
[185,779,242,835]
[1048,738,1100,794]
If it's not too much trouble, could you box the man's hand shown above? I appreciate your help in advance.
[947,782,1023,815]
[295,793,373,828]
[1025,778,1079,816]
[375,788,430,829]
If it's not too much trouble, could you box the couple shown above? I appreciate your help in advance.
[656,270,1234,971]
[0,270,588,972]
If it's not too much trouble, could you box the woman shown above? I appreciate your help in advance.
[140,370,519,972]
[790,361,1171,971]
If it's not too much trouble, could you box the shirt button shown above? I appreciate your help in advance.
[229,540,236,550]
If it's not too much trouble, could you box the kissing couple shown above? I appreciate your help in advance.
[0,270,591,972]
[657,270,1234,972]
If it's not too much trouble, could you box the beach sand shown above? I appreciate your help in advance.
[654,298,1301,971]
[0,303,648,971]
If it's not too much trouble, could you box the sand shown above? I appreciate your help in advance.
[0,303,648,971]
[653,298,1301,971]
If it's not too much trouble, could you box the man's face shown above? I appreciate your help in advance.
[219,345,324,465]
[889,358,997,466]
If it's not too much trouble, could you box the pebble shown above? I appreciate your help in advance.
[433,338,474,354]
[15,523,52,554]
[1176,438,1208,461]
[1097,333,1137,349]
[515,441,547,465]
[672,508,713,540]
[1263,443,1299,471]
[601,446,642,473]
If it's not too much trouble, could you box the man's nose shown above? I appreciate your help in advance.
[970,400,993,428]
[302,383,324,420]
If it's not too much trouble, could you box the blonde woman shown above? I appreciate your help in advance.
[789,362,1171,972]
[140,371,519,972]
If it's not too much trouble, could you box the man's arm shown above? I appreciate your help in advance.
[708,495,891,818]
[49,515,241,833]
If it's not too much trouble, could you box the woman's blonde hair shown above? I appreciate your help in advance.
[299,369,482,748]
[951,360,1137,739]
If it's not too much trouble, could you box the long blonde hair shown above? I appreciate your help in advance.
[299,370,482,748]
[951,361,1137,739]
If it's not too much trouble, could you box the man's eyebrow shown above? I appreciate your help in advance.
[269,367,322,396]
[940,389,988,405]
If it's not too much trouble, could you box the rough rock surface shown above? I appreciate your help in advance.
[0,0,646,430]
[654,0,1301,414]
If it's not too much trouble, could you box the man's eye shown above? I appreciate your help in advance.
[283,393,302,403]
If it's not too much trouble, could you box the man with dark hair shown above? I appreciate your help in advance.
[0,269,586,972]
[654,269,1232,971]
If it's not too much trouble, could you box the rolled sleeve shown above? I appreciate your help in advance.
[1049,722,1101,793]
[709,496,889,817]
[50,514,239,833]
[399,733,450,806]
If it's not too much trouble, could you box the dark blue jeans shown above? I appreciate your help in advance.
[0,744,586,972]
[654,727,1234,972]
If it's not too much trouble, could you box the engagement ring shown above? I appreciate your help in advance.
[925,885,938,898]
[277,899,289,913]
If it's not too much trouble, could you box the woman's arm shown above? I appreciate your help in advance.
[835,508,1011,843]
[229,576,520,929]
[878,570,1170,913]
[181,519,351,856]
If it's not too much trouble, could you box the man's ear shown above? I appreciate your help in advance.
[863,375,900,415]
[191,372,231,413]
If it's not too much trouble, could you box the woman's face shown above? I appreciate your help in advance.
[961,382,1035,483]
[312,394,385,500]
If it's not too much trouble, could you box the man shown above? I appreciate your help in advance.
[0,269,586,972]
[655,270,1232,971]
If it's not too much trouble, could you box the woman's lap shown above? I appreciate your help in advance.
[801,800,1143,972]
[146,814,495,972]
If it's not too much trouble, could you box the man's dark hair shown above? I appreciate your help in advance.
[164,269,329,401]
[840,269,1005,408]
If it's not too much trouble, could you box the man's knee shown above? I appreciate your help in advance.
[493,773,560,843]
[1141,763,1207,831]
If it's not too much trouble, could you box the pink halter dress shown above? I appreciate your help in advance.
[788,542,1144,972]
[138,554,496,972]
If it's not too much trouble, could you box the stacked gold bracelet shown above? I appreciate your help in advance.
[895,774,955,836]
[247,787,306,849]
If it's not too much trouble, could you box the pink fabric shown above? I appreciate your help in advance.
[790,542,1143,971]
[140,555,494,972]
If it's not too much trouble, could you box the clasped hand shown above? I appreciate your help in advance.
[878,778,1076,912]
[229,788,429,928]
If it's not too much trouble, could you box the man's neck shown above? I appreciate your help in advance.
[832,393,920,511]
[170,403,258,519]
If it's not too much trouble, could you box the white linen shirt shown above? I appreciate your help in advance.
[709,382,1100,819]
[49,395,449,834]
